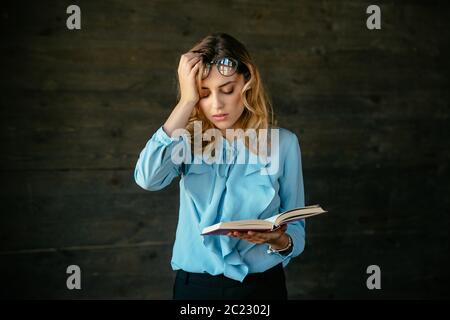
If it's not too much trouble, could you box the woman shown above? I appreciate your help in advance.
[134,33,306,300]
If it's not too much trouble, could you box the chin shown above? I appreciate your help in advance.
[210,120,228,129]
[213,124,228,131]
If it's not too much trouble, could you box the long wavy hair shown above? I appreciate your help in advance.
[176,32,278,155]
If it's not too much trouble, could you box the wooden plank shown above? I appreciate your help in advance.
[1,90,448,170]
[0,170,181,250]
[286,232,450,299]
[1,166,448,251]
[0,244,175,299]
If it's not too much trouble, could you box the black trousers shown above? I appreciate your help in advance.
[172,263,288,300]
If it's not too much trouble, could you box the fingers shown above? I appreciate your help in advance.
[227,231,250,239]
[185,51,201,58]
[182,52,202,64]
[226,225,288,245]
[232,234,265,244]
[226,231,269,244]
[179,52,202,76]
[176,52,203,104]
[190,59,202,75]
[188,55,202,67]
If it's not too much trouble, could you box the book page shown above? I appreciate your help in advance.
[264,214,282,224]
[275,205,326,225]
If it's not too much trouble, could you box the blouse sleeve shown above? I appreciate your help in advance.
[272,132,306,264]
[134,125,185,191]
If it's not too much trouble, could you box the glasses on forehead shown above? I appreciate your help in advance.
[202,57,239,79]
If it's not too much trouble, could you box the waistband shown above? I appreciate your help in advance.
[176,263,285,288]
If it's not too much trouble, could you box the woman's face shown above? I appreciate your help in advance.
[198,66,246,134]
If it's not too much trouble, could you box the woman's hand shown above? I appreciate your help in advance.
[227,224,290,249]
[177,51,202,105]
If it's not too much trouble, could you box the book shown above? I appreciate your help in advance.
[201,204,327,236]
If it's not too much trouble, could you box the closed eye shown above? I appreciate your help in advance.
[201,88,234,99]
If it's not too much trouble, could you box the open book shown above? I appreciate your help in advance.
[201,204,327,236]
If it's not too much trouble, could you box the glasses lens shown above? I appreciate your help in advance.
[217,57,237,76]
[202,63,211,79]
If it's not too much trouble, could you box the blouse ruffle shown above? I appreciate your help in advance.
[183,137,276,280]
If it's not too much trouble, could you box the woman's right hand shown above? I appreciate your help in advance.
[177,51,203,105]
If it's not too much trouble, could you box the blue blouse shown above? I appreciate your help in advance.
[134,125,306,282]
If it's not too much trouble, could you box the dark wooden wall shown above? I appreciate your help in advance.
[1,0,449,299]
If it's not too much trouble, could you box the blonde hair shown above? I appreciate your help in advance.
[176,33,278,154]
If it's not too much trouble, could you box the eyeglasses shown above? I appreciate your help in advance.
[201,57,239,79]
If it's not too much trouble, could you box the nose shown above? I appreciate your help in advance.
[211,92,225,110]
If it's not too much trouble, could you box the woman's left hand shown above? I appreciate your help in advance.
[227,224,288,247]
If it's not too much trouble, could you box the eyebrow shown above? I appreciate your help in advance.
[201,81,236,90]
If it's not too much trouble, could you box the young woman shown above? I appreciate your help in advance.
[134,33,306,300]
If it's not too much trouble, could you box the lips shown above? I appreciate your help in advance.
[212,113,228,121]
